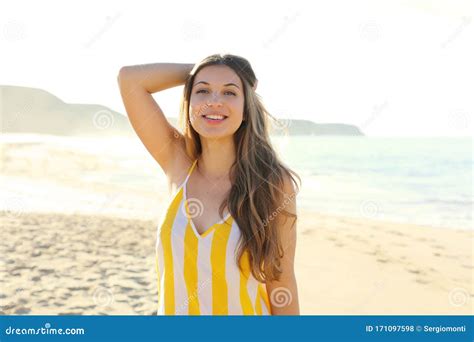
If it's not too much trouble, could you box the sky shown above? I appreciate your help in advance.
[1,0,473,137]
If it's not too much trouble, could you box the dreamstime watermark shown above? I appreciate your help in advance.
[183,103,223,132]
[173,129,182,140]
[2,197,27,218]
[182,198,204,219]
[97,193,121,214]
[448,110,471,133]
[441,16,471,49]
[181,20,206,42]
[448,287,470,307]
[262,190,298,228]
[267,101,294,135]
[82,193,121,227]
[92,286,114,307]
[83,12,121,49]
[270,287,293,308]
[351,280,384,312]
[262,12,301,49]
[272,117,292,132]
[175,277,211,315]
[359,200,383,219]
[190,104,210,125]
[1,94,35,131]
[2,21,26,42]
[360,100,389,132]
[359,20,381,42]
[4,322,85,336]
[92,110,114,130]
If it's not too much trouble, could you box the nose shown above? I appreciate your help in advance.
[206,92,223,107]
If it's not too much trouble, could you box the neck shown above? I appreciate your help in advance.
[198,136,236,181]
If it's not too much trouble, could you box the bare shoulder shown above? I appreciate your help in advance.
[273,172,298,230]
[281,173,298,208]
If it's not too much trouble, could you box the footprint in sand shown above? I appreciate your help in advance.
[346,234,368,243]
[404,267,431,284]
[69,305,96,311]
[128,294,142,300]
[126,276,149,286]
[14,307,31,314]
[376,258,390,263]
[67,286,90,291]
[59,311,83,315]
[407,268,422,275]
[60,293,72,300]
[38,268,55,276]
[31,251,42,257]
[415,278,430,285]
[118,286,134,292]
[36,242,52,249]
[125,268,144,274]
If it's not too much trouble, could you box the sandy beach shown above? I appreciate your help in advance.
[0,136,472,315]
[1,210,472,315]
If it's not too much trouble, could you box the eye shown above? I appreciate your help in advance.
[195,89,236,96]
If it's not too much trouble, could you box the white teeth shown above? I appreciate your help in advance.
[204,114,226,120]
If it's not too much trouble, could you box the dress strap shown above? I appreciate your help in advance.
[184,159,198,183]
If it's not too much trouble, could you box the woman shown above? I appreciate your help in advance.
[117,54,301,315]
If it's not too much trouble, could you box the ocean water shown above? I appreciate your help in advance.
[272,136,472,230]
[1,134,472,230]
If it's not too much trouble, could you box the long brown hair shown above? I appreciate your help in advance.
[178,53,301,283]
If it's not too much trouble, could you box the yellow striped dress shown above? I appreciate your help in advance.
[155,159,271,315]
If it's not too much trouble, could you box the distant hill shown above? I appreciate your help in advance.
[0,86,132,136]
[269,119,364,136]
[1,86,364,136]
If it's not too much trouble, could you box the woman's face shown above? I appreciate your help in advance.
[189,65,245,139]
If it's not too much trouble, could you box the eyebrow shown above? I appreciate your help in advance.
[193,81,240,89]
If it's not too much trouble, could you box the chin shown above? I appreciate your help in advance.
[194,126,237,139]
[198,131,235,140]
[192,121,242,139]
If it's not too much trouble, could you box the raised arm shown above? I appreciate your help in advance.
[117,63,194,175]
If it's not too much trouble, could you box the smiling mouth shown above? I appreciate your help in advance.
[202,114,228,121]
